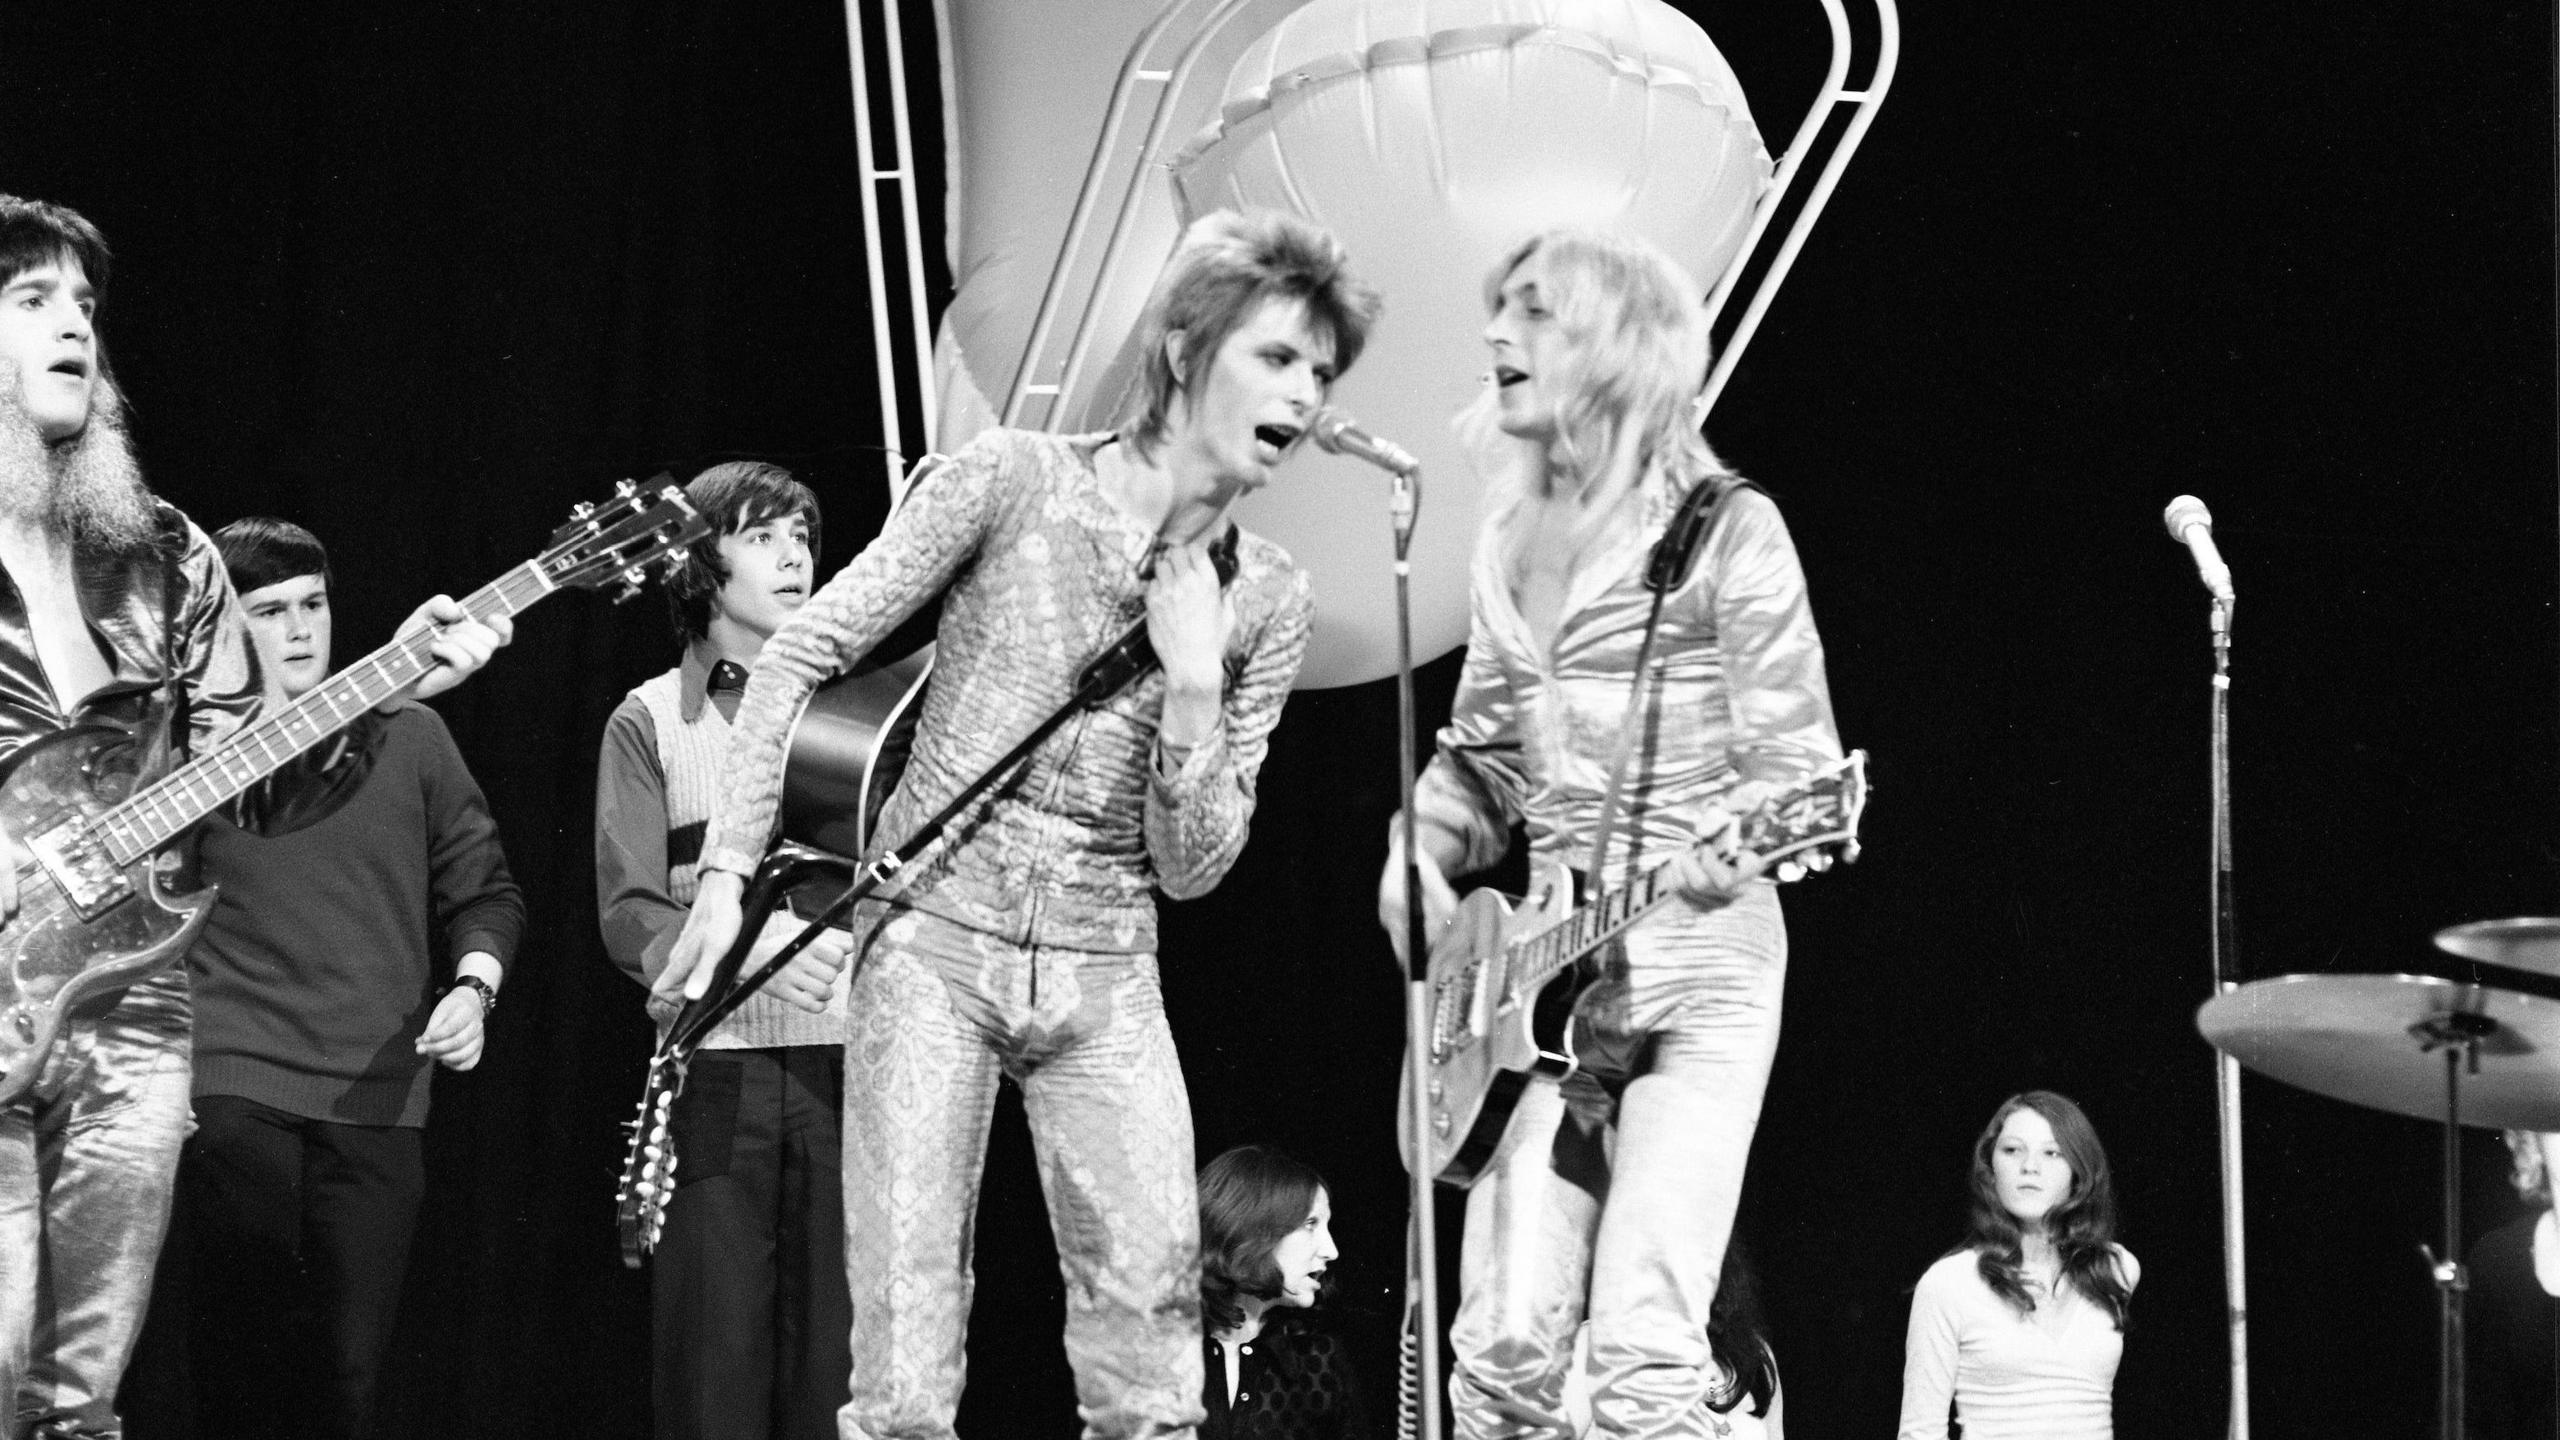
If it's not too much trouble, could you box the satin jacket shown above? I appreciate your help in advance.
[703,429,1312,954]
[0,507,357,833]
[1413,469,1839,888]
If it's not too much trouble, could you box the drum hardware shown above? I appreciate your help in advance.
[2199,968,2560,1440]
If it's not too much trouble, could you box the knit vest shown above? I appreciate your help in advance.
[634,670,848,1048]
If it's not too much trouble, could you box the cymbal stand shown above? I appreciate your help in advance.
[2413,1007,2493,1440]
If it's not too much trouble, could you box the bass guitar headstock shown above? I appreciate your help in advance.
[545,477,711,604]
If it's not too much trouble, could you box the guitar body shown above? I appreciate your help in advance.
[1402,862,1579,1188]
[0,725,217,1105]
[781,645,932,857]
[1399,751,1871,1189]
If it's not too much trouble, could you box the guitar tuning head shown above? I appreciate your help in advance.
[616,478,638,498]
[569,501,596,522]
[1775,859,1805,884]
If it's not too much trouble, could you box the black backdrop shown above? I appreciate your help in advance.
[5,2,2558,1436]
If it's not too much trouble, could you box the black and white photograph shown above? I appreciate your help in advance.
[2,1,2554,1436]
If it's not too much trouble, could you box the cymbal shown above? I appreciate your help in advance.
[2198,973,2560,1130]
[2436,917,2560,978]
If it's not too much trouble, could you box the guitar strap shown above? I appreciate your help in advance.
[141,522,188,780]
[1580,471,1756,907]
[663,522,1242,1052]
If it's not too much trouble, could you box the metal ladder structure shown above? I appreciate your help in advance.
[841,0,941,502]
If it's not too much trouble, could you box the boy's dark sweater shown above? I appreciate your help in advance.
[187,701,523,1127]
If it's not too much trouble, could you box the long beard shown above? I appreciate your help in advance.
[0,362,160,556]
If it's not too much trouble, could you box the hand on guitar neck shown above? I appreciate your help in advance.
[1658,800,1770,911]
[0,595,512,925]
[1376,801,1768,966]
[379,593,514,709]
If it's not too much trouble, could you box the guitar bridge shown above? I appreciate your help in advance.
[28,819,133,920]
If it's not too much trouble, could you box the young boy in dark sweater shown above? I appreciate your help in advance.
[151,517,526,1438]
[594,462,852,1439]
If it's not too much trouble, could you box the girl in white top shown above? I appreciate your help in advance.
[1897,1090,2140,1440]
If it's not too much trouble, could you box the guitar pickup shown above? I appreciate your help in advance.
[27,819,134,920]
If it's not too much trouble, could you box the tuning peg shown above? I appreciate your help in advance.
[1776,860,1805,883]
[616,478,637,498]
[570,501,596,522]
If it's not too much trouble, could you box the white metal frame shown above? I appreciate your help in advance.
[842,0,941,501]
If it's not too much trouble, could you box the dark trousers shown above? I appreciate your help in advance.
[654,1044,851,1440]
[138,1094,425,1440]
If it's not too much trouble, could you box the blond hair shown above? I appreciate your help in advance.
[1478,229,1720,584]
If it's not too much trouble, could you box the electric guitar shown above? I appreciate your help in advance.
[0,482,708,1104]
[1404,751,1870,1187]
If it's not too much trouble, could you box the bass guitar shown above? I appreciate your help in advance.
[0,482,708,1104]
[1405,750,1870,1187]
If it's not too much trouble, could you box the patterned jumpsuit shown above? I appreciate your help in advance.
[699,428,1312,1440]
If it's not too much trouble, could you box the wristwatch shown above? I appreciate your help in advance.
[444,975,498,1015]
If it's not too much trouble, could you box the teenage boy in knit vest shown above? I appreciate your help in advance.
[140,517,526,1439]
[595,462,854,1439]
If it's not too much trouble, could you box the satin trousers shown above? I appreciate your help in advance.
[0,973,192,1440]
[1449,885,1786,1440]
[837,907,1202,1440]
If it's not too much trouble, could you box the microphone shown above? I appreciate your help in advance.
[1308,407,1420,477]
[2162,495,2234,605]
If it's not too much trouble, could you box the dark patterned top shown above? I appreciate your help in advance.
[1201,1316,1374,1440]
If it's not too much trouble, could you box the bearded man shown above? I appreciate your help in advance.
[0,193,509,1439]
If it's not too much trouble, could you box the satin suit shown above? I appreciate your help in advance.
[1410,468,1838,1440]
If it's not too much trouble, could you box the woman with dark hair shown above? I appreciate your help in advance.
[1197,1145,1372,1440]
[1897,1091,2139,1440]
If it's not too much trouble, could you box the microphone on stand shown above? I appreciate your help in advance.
[2163,495,2235,605]
[1309,406,1421,477]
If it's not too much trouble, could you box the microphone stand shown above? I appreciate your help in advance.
[1388,462,1444,1440]
[2206,592,2250,1440]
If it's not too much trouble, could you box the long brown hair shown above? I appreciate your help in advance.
[1478,228,1722,589]
[1955,1090,2132,1328]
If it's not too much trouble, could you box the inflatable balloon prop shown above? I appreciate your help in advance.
[931,0,1831,686]
[933,0,1309,450]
